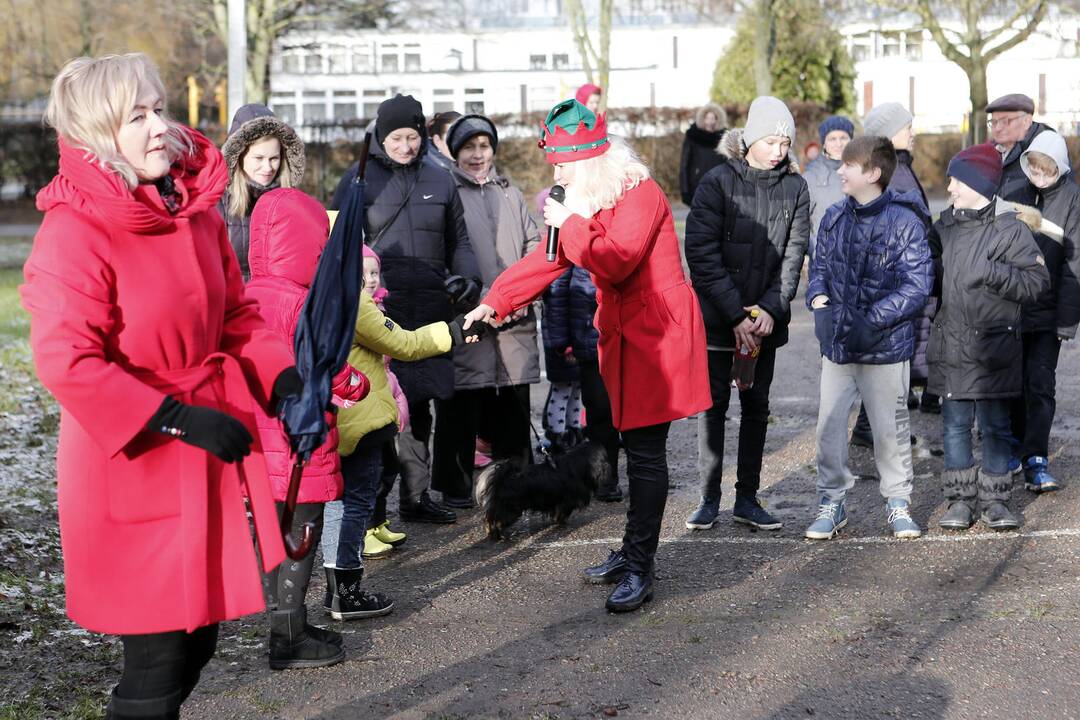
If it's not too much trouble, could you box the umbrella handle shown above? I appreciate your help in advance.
[281,460,315,560]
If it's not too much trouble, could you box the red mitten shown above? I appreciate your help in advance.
[331,364,370,408]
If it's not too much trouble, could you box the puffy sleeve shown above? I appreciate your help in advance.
[354,293,452,360]
[215,222,294,411]
[20,212,166,458]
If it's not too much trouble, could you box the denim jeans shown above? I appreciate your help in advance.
[321,442,383,570]
[942,398,1012,475]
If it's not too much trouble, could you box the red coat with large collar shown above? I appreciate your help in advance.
[20,130,293,635]
[484,178,710,431]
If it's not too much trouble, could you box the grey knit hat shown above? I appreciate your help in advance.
[863,103,913,140]
[446,114,499,158]
[743,96,796,148]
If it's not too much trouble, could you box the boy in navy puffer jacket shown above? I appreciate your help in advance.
[806,136,932,540]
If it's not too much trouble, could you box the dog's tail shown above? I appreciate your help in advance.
[474,462,499,512]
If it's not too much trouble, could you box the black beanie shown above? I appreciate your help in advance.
[376,94,426,143]
[446,115,499,158]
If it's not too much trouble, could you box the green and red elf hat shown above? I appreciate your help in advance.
[538,98,610,164]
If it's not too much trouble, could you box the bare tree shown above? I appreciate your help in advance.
[565,0,612,110]
[895,0,1049,143]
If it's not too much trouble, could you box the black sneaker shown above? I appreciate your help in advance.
[732,495,783,530]
[330,568,394,620]
[583,549,628,584]
[400,492,457,523]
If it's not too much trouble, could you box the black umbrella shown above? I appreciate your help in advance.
[277,140,368,559]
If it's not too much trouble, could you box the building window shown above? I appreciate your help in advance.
[433,88,455,114]
[530,54,547,70]
[552,53,569,70]
[362,103,381,119]
[464,88,484,114]
[381,54,399,73]
[303,103,327,122]
[328,46,348,74]
[305,52,323,74]
[404,53,421,72]
[282,54,301,74]
[334,103,356,120]
[881,33,901,58]
[353,51,372,73]
[273,104,297,124]
[852,43,870,62]
[906,33,923,60]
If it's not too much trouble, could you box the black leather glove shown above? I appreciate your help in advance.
[445,275,481,314]
[271,366,304,412]
[448,314,487,346]
[148,396,254,463]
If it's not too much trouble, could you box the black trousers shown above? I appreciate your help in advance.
[1010,330,1062,460]
[620,421,672,574]
[432,385,532,498]
[698,347,778,500]
[372,440,400,528]
[579,358,620,476]
[109,624,218,719]
[398,398,435,504]
[263,502,324,610]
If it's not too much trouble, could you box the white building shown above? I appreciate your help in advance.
[267,8,733,133]
[845,9,1080,134]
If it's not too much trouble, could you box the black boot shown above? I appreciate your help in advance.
[268,607,345,670]
[105,688,181,720]
[978,470,1020,531]
[330,567,394,620]
[605,572,654,613]
[399,491,457,523]
[920,391,942,414]
[939,466,978,530]
[583,549,628,584]
[907,388,919,410]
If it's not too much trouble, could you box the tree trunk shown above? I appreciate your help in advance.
[752,0,774,96]
[967,59,988,146]
[247,26,273,105]
[598,0,612,110]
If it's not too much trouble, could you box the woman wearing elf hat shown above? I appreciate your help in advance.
[464,99,711,613]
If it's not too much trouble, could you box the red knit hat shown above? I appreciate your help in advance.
[538,99,610,165]
[575,83,602,105]
[947,143,1003,200]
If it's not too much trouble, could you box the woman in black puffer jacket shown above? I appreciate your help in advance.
[330,94,480,523]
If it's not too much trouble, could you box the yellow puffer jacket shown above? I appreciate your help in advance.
[337,293,453,455]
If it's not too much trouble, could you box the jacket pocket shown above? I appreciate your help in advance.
[844,309,884,355]
[971,326,1019,372]
[107,433,183,523]
[813,305,834,352]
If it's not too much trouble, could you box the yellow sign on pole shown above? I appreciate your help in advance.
[215,81,228,127]
[186,76,202,127]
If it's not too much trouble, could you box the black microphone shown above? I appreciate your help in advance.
[546,184,565,262]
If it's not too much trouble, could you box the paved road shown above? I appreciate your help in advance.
[184,284,1080,720]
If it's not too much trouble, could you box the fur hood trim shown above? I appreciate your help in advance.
[718,128,800,173]
[221,116,306,184]
[695,103,728,129]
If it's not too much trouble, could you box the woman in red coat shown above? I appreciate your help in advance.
[20,54,300,719]
[465,99,711,613]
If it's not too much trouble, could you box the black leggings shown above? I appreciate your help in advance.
[263,502,324,610]
[109,624,218,719]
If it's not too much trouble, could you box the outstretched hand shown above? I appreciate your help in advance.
[463,303,501,342]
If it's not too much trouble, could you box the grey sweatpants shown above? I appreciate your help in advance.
[816,358,914,503]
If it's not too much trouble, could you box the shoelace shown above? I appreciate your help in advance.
[815,503,840,522]
[887,504,914,524]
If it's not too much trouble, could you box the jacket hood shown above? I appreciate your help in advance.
[1021,130,1071,180]
[247,187,329,287]
[36,128,226,233]
[694,103,728,129]
[686,123,724,148]
[806,154,841,173]
[221,110,306,185]
[719,128,800,176]
[889,188,931,226]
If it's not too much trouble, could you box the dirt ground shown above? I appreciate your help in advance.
[3,271,1080,719]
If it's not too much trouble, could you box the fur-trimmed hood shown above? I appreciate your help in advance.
[695,103,728,129]
[718,128,800,174]
[221,104,306,184]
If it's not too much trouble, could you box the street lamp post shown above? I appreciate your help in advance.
[227,0,247,126]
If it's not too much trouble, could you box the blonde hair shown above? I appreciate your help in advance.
[45,53,192,190]
[1025,150,1059,176]
[565,136,650,215]
[227,135,296,217]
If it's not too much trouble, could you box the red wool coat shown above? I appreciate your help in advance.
[245,188,345,504]
[484,178,710,431]
[20,131,293,635]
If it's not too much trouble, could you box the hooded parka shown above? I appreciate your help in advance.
[998,121,1051,205]
[20,131,293,635]
[679,106,727,206]
[449,164,541,389]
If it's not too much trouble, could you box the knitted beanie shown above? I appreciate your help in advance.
[446,114,499,158]
[947,143,1003,200]
[863,103,913,140]
[743,96,796,148]
[818,115,855,144]
[375,94,425,143]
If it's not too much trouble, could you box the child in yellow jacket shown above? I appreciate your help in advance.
[321,244,480,621]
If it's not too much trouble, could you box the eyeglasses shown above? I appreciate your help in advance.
[987,113,1029,129]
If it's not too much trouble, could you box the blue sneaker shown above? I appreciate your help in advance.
[886,498,922,539]
[685,497,720,530]
[1024,456,1060,493]
[805,498,847,540]
[733,495,783,530]
[1007,456,1023,475]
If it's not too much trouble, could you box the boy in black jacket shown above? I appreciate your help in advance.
[929,144,1050,531]
[1009,131,1080,492]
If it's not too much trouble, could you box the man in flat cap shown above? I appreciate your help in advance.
[986,93,1051,205]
